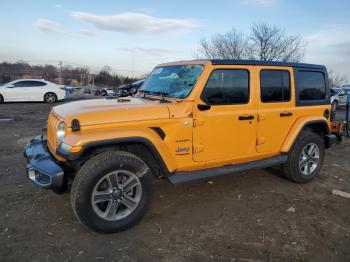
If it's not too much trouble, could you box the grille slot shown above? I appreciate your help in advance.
[47,113,60,150]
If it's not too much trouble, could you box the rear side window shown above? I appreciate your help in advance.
[202,69,249,105]
[297,71,326,101]
[260,70,290,102]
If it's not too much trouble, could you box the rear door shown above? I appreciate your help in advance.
[256,67,296,153]
[192,66,258,163]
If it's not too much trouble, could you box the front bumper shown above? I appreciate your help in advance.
[24,136,64,191]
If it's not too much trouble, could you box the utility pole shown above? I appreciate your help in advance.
[58,61,62,85]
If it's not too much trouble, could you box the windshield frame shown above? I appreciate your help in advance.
[139,64,205,100]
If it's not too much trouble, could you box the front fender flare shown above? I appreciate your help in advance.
[57,130,177,173]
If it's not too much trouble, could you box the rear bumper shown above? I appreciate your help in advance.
[24,136,64,191]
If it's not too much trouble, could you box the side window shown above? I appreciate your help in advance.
[297,71,326,101]
[260,70,290,103]
[202,69,249,105]
[13,81,26,87]
[13,80,46,87]
[27,81,46,87]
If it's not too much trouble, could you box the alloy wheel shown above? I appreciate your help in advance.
[91,170,142,221]
[299,143,320,176]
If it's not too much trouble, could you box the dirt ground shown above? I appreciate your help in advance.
[0,100,349,262]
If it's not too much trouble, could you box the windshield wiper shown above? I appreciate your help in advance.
[139,90,170,102]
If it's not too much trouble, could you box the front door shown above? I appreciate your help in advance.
[256,67,296,153]
[5,82,27,101]
[193,67,257,163]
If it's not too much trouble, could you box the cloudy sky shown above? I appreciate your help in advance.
[0,0,349,78]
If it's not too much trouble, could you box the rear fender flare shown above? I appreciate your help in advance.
[280,117,330,153]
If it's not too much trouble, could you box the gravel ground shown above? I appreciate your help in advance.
[0,100,349,262]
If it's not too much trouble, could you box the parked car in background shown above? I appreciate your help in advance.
[330,87,347,110]
[0,79,66,103]
[341,84,350,93]
[94,88,115,97]
[105,88,116,96]
[118,79,145,97]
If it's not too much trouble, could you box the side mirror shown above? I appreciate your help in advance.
[7,84,15,88]
[197,104,211,111]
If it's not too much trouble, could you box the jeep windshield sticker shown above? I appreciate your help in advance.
[151,68,163,75]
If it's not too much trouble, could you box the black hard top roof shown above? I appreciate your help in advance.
[210,59,326,70]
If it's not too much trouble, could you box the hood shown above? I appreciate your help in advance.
[53,97,170,127]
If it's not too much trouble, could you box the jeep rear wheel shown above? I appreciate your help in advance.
[71,151,153,233]
[0,94,4,104]
[282,131,325,183]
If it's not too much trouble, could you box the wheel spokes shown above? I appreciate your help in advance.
[120,177,139,193]
[120,195,137,210]
[91,170,142,221]
[107,172,119,187]
[93,190,112,204]
[104,201,118,218]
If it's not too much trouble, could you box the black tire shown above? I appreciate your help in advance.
[282,131,325,183]
[71,151,153,233]
[0,94,4,103]
[44,92,57,103]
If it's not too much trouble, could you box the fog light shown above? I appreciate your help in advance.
[28,168,36,180]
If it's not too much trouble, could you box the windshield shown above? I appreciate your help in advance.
[140,65,204,99]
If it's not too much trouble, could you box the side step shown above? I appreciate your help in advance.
[167,154,288,185]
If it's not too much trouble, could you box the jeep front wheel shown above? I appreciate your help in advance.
[71,151,153,233]
[282,131,325,183]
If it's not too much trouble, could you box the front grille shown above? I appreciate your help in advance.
[47,113,60,151]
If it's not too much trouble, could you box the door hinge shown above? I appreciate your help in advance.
[193,144,204,154]
[193,119,204,127]
[256,138,265,146]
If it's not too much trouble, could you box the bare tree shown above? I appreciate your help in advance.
[197,22,306,62]
[328,70,348,87]
[197,29,248,59]
[249,23,306,62]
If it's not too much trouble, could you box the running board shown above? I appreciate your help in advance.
[167,154,288,185]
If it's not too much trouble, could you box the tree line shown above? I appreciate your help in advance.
[0,62,139,88]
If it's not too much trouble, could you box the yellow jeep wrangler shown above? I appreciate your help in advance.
[24,59,338,233]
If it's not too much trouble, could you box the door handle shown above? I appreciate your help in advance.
[280,112,293,117]
[197,104,211,111]
[239,115,255,121]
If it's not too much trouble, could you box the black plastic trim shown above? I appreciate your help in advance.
[57,137,171,177]
[149,127,166,140]
[24,136,64,191]
[167,154,288,184]
[211,59,325,70]
[71,119,81,132]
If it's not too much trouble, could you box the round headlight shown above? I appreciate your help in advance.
[57,121,66,143]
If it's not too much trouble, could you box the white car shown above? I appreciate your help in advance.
[0,79,66,103]
[105,88,115,96]
[330,87,347,110]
